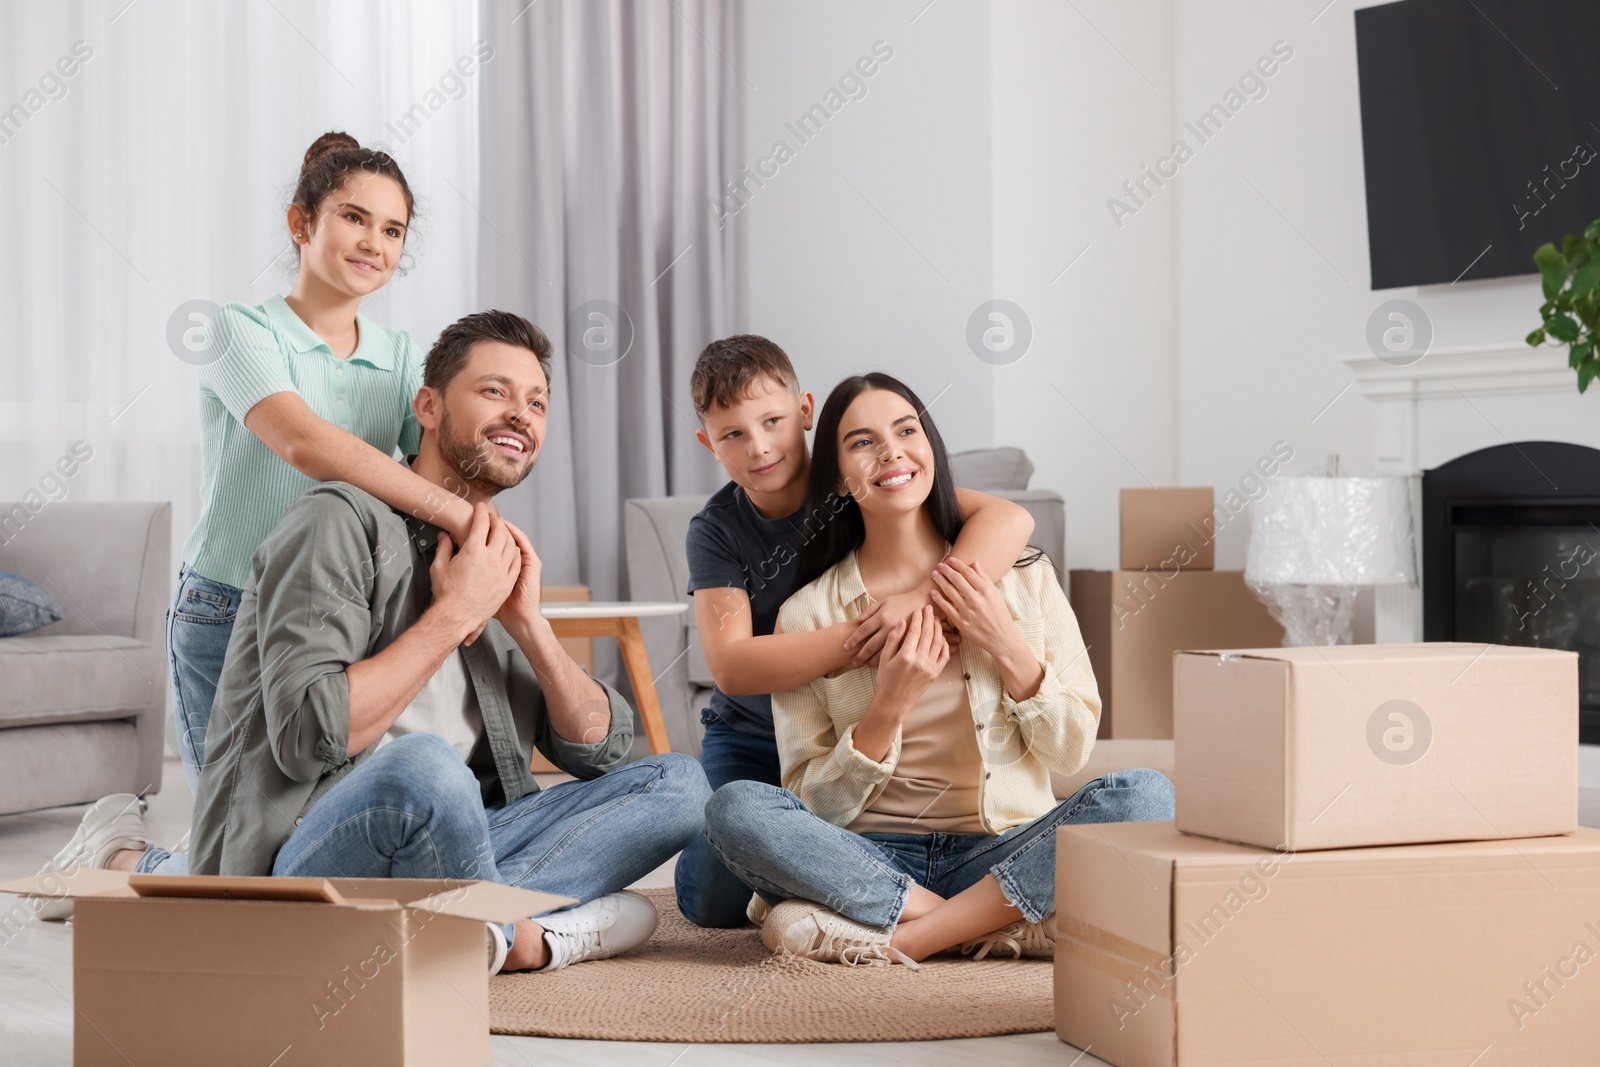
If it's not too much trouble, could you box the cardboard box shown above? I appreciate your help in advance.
[1070,570,1284,739]
[1120,488,1215,571]
[2,868,571,1067]
[1174,643,1577,851]
[1055,821,1600,1066]
[534,584,592,774]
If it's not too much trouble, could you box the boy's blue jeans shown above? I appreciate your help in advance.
[673,711,783,928]
[150,733,710,950]
[703,768,1175,927]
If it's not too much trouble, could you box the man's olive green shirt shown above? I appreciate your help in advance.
[189,481,636,877]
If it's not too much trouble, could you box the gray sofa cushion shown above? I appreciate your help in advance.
[0,569,62,637]
[949,447,1033,491]
[0,634,157,727]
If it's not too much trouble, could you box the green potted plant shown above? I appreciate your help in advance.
[1526,218,1600,392]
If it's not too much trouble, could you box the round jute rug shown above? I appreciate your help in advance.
[488,888,1053,1043]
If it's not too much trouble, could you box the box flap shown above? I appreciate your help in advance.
[0,867,137,901]
[410,880,575,924]
[127,874,345,904]
[1178,641,1576,667]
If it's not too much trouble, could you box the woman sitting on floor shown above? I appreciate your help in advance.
[702,372,1174,967]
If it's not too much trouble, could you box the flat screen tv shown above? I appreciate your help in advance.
[1355,0,1600,289]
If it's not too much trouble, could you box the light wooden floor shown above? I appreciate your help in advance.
[0,758,1100,1067]
[8,760,1599,1066]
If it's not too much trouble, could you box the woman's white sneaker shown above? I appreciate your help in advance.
[34,794,148,921]
[536,890,659,971]
[958,913,1056,960]
[761,899,919,970]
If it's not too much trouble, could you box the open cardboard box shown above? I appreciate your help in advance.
[1174,642,1577,851]
[2,867,572,1067]
[1055,821,1600,1065]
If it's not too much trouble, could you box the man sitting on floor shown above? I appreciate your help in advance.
[44,310,709,973]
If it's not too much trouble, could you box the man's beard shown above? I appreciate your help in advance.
[435,407,534,497]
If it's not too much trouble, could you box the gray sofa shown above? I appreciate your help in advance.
[623,448,1066,758]
[0,502,170,813]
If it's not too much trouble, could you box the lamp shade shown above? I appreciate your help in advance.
[1245,475,1417,586]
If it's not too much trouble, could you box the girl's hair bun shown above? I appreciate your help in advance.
[302,131,360,174]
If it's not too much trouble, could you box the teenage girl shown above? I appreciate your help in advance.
[169,131,476,794]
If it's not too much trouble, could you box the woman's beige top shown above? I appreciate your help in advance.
[847,651,985,834]
[773,546,1101,836]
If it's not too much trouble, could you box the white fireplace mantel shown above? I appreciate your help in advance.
[1339,343,1574,476]
[1341,343,1574,405]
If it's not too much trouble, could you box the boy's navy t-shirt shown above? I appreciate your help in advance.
[685,480,810,741]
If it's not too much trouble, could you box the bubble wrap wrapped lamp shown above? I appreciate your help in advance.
[1245,476,1417,646]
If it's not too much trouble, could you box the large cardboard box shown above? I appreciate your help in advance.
[1174,643,1577,851]
[1070,570,1284,739]
[1055,821,1600,1066]
[2,869,570,1067]
[1120,488,1215,571]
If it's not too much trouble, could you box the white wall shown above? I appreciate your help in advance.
[992,0,1175,571]
[740,0,1177,571]
[739,0,996,452]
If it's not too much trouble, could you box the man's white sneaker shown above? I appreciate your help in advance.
[34,794,148,922]
[958,913,1056,960]
[761,899,919,970]
[536,890,658,971]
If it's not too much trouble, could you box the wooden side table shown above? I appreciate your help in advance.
[540,601,688,755]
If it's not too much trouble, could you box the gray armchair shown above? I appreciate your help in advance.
[622,448,1066,757]
[0,501,170,813]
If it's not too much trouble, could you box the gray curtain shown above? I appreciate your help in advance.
[477,0,737,695]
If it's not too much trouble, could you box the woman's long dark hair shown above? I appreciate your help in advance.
[795,373,1043,589]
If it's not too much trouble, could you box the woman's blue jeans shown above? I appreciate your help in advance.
[673,711,783,928]
[703,768,1175,927]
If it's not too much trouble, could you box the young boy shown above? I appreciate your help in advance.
[674,335,1036,927]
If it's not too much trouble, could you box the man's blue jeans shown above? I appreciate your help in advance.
[703,768,1175,927]
[165,733,709,949]
[673,712,783,928]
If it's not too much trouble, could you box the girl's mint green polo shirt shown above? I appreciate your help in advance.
[181,295,425,590]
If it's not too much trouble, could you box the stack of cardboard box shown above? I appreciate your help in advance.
[1054,641,1600,1064]
[1070,489,1283,739]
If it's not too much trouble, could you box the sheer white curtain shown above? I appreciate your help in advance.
[477,0,737,690]
[0,1,483,579]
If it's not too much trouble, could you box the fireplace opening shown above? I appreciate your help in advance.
[1423,442,1600,745]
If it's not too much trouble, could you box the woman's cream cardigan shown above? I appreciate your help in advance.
[773,548,1102,835]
